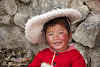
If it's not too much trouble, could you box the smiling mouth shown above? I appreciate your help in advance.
[53,42,63,45]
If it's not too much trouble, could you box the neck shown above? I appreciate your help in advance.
[49,46,69,53]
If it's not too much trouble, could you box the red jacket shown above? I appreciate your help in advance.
[28,46,86,67]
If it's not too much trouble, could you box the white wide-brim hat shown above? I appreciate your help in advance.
[25,8,81,44]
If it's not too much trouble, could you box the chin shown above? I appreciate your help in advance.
[54,47,63,50]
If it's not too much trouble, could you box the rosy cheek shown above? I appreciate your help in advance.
[59,33,68,40]
[46,36,53,43]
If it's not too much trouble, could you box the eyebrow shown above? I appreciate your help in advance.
[47,29,65,33]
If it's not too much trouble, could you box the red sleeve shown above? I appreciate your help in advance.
[28,52,42,67]
[71,50,86,67]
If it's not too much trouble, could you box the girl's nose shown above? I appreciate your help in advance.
[53,34,59,40]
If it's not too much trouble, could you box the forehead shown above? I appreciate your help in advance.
[42,17,70,33]
[45,19,67,29]
[46,23,67,32]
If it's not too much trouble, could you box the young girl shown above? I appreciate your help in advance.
[25,8,86,67]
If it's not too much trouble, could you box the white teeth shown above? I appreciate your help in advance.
[54,42,62,45]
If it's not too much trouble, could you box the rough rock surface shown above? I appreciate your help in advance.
[4,0,17,15]
[0,0,100,67]
[0,26,31,49]
[0,15,11,24]
[19,0,31,4]
[0,47,34,67]
[14,13,29,28]
[72,15,100,48]
[88,47,100,67]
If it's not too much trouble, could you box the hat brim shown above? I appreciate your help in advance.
[25,8,81,44]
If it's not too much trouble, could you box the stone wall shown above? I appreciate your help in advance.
[0,0,100,67]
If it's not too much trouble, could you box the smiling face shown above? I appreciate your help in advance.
[46,23,70,52]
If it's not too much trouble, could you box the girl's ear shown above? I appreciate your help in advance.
[70,32,72,39]
[68,32,72,42]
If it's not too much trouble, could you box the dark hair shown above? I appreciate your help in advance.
[42,16,71,36]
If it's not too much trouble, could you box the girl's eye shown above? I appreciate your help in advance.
[58,31,64,34]
[47,33,54,36]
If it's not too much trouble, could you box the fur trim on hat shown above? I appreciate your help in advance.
[25,8,81,44]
